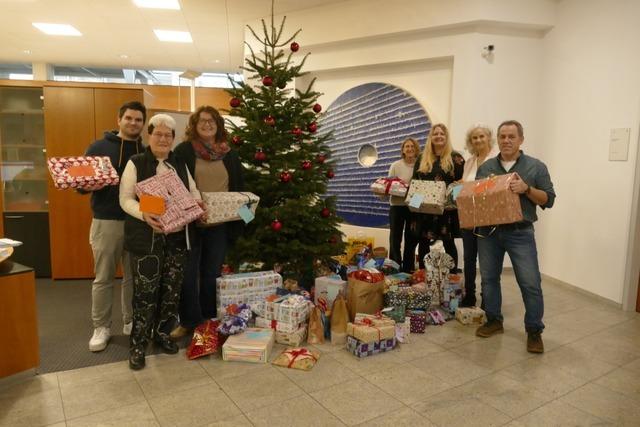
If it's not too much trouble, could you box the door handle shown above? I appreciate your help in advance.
[5,215,25,219]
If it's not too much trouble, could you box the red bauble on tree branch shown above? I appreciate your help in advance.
[271,219,282,231]
[264,115,276,126]
[229,97,241,108]
[279,171,292,183]
[290,41,300,52]
[254,149,267,162]
[316,153,326,164]
[312,103,322,113]
[291,126,302,136]
[326,169,335,179]
[301,160,312,170]
[262,76,273,86]
[307,122,318,133]
[231,135,242,145]
[320,207,331,218]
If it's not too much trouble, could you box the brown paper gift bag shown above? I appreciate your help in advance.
[330,293,349,345]
[307,306,325,344]
[346,278,384,322]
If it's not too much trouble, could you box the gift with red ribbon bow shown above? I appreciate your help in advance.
[370,177,408,197]
[272,347,320,371]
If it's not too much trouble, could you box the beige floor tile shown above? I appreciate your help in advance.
[329,347,405,376]
[199,353,273,382]
[202,414,253,426]
[245,394,344,426]
[539,345,617,381]
[512,400,613,426]
[217,368,303,412]
[451,337,533,371]
[60,372,146,420]
[43,423,67,427]
[57,361,133,389]
[66,400,158,427]
[422,323,480,349]
[0,385,64,427]
[530,325,586,350]
[278,353,359,393]
[594,367,640,404]
[148,383,242,427]
[412,395,511,427]
[391,337,447,363]
[614,318,640,339]
[560,382,640,425]
[498,357,588,398]
[363,364,453,405]
[409,351,492,387]
[309,341,350,354]
[309,377,404,426]
[134,358,215,399]
[0,372,59,395]
[622,357,640,374]
[566,331,640,366]
[356,407,435,427]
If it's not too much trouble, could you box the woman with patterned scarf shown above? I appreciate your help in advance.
[171,105,245,339]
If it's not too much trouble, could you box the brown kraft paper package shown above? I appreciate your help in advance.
[330,293,349,345]
[346,278,384,322]
[457,173,523,229]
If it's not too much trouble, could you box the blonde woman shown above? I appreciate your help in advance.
[412,123,464,269]
[388,138,420,272]
[460,124,500,307]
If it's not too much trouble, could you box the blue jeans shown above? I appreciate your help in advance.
[179,224,228,327]
[477,223,544,333]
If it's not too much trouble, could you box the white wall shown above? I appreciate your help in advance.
[538,0,640,303]
[247,0,640,304]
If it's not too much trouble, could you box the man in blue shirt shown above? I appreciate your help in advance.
[474,120,556,353]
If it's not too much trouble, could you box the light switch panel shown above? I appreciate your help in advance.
[609,128,630,161]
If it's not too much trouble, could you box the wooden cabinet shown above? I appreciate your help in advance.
[44,86,143,279]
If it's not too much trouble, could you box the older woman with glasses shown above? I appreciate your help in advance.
[170,105,245,339]
[459,123,499,307]
[119,113,203,370]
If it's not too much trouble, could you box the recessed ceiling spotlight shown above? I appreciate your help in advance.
[119,54,130,59]
[32,23,82,36]
[153,29,192,43]
[212,59,221,63]
[23,49,32,55]
[133,0,180,10]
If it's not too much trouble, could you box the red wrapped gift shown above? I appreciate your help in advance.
[370,177,409,197]
[187,320,226,360]
[457,173,523,229]
[135,170,204,233]
[47,156,119,190]
[411,269,425,284]
[348,269,385,283]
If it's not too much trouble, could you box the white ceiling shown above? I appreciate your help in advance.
[0,0,350,73]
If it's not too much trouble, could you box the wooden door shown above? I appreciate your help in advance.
[94,88,144,140]
[636,272,640,312]
[45,87,96,279]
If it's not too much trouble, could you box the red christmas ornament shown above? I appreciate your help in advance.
[264,115,276,126]
[313,103,322,113]
[254,150,267,162]
[231,135,242,145]
[290,42,300,52]
[316,153,326,164]
[262,76,273,86]
[320,207,331,218]
[291,126,302,136]
[271,219,282,231]
[326,169,335,179]
[301,160,312,170]
[229,97,241,108]
[279,171,292,183]
[307,122,318,133]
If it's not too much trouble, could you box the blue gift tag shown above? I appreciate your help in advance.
[408,193,424,209]
[452,185,463,201]
[237,204,254,224]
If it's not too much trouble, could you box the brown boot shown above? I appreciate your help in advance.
[527,332,544,353]
[475,319,504,337]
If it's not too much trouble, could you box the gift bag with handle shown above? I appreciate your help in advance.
[330,293,349,345]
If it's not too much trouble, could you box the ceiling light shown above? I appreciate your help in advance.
[32,23,82,36]
[23,49,32,55]
[153,29,192,43]
[119,54,129,59]
[133,0,180,9]
[179,70,201,80]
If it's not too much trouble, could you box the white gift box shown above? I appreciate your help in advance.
[252,295,311,325]
[201,191,260,225]
[216,271,282,314]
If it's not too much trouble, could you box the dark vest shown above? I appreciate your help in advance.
[123,147,192,255]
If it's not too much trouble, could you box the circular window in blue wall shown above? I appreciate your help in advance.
[319,82,431,227]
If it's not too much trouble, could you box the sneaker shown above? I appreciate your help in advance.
[169,325,191,340]
[89,326,111,352]
[527,332,544,353]
[475,320,504,338]
[123,322,133,336]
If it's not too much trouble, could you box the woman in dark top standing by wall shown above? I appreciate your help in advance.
[170,105,245,339]
[412,123,464,269]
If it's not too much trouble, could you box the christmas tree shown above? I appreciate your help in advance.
[225,8,345,287]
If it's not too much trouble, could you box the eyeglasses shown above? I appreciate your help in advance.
[151,132,173,140]
[198,119,216,125]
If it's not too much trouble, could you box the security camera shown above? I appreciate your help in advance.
[481,45,495,58]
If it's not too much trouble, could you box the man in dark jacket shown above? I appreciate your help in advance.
[82,101,146,352]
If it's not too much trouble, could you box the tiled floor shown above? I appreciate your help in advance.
[2,273,640,426]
